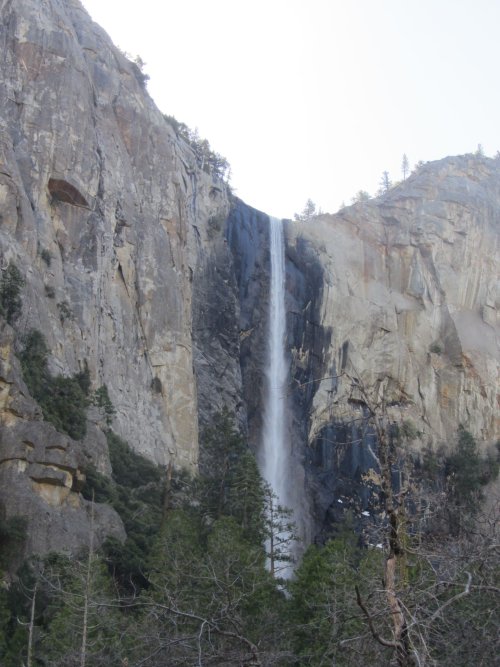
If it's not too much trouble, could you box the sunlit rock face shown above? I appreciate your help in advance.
[0,0,229,465]
[0,0,230,553]
[284,156,500,537]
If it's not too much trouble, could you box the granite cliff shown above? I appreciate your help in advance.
[282,158,499,536]
[228,158,499,538]
[0,0,498,555]
[0,0,234,553]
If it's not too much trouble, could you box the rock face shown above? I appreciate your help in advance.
[292,155,498,440]
[0,0,230,553]
[0,325,126,554]
[287,157,499,537]
[227,156,499,540]
[0,0,498,554]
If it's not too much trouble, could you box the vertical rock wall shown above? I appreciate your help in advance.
[0,0,230,553]
[285,156,500,538]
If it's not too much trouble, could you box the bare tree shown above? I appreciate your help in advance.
[300,369,500,666]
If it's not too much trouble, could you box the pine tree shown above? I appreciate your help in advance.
[229,451,266,544]
[289,535,383,665]
[41,551,123,666]
[294,198,317,222]
[379,171,392,193]
[199,408,247,521]
[0,263,24,324]
[263,485,297,577]
[401,153,409,180]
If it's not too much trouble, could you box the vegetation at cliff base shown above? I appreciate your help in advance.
[84,430,164,589]
[0,413,498,666]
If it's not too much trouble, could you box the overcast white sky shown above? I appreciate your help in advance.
[81,0,500,219]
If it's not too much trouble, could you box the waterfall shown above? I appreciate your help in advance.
[261,216,295,575]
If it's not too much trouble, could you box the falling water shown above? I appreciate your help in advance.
[262,216,292,538]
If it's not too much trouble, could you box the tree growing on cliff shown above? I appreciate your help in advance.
[19,330,90,440]
[352,190,371,203]
[163,115,231,181]
[401,153,409,180]
[294,198,317,222]
[0,262,24,324]
[379,171,392,193]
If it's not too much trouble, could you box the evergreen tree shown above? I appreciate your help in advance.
[352,189,371,203]
[401,153,409,180]
[198,408,247,521]
[229,451,267,544]
[19,330,90,440]
[263,485,297,577]
[41,551,124,666]
[289,535,384,665]
[294,198,317,221]
[445,425,484,535]
[0,262,24,324]
[379,171,392,193]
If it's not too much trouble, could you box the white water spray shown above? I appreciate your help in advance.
[262,216,292,524]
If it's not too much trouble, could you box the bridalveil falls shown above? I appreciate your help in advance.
[262,217,289,508]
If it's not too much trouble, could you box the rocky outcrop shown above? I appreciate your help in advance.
[0,324,125,554]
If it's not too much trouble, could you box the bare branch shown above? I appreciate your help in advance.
[355,585,400,650]
[427,572,472,624]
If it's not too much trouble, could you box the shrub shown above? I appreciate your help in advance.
[83,431,164,590]
[19,330,89,439]
[92,385,116,425]
[0,263,24,324]
[40,248,51,266]
[19,329,49,397]
[57,300,73,324]
[42,375,88,440]
[107,431,161,489]
[400,419,420,440]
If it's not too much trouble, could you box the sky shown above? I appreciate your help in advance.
[81,0,500,220]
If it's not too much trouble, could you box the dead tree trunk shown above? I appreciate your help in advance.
[356,381,416,666]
